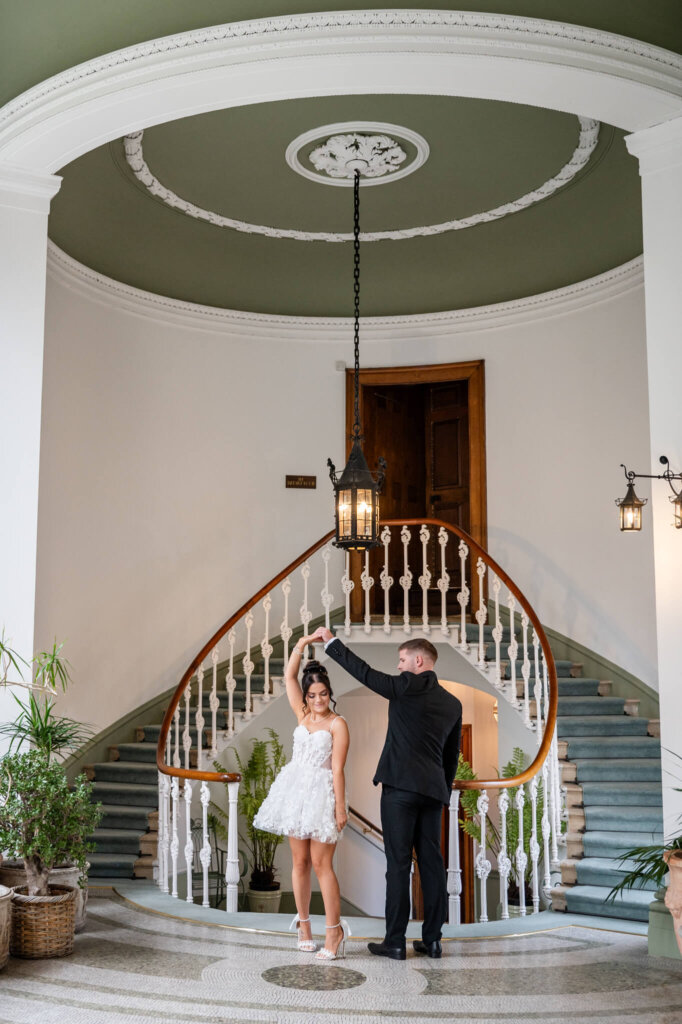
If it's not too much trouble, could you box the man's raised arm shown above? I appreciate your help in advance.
[313,628,400,699]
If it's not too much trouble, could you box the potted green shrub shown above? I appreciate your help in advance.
[0,750,101,957]
[215,728,286,912]
[0,638,93,930]
[456,748,545,915]
[606,759,682,956]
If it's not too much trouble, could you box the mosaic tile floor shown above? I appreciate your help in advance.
[1,893,680,1024]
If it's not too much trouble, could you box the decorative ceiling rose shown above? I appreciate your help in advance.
[287,122,427,187]
[123,117,600,242]
[310,133,406,181]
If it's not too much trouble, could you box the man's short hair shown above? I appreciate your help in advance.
[399,637,438,664]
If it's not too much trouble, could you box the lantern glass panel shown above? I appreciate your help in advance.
[620,503,642,532]
[357,489,373,538]
[674,493,682,529]
[339,490,352,538]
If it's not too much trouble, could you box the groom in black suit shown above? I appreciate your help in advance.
[313,628,462,960]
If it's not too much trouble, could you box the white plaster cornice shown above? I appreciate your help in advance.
[46,241,644,340]
[1,12,681,173]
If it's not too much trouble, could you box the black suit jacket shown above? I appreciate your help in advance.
[326,638,462,806]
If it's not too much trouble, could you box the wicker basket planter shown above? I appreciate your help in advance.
[0,861,88,932]
[0,884,11,970]
[10,884,77,959]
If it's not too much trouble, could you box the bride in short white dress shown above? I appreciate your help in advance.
[254,719,343,844]
[252,630,350,960]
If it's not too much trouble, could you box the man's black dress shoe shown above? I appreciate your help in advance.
[412,939,442,959]
[367,941,406,961]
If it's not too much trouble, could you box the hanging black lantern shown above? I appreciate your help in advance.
[616,474,647,532]
[328,168,386,551]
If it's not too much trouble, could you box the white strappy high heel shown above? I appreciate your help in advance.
[289,913,317,952]
[314,919,351,961]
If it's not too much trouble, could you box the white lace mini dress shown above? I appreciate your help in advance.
[253,720,343,845]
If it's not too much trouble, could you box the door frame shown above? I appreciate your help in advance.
[345,360,487,549]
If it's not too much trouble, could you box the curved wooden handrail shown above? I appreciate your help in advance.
[157,518,557,794]
[348,805,383,838]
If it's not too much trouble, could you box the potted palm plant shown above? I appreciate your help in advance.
[456,748,545,915]
[0,750,101,957]
[0,639,93,931]
[215,728,286,912]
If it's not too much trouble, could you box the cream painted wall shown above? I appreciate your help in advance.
[36,272,656,735]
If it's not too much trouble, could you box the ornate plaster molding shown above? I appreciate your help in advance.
[46,241,643,339]
[122,117,600,242]
[287,122,429,187]
[0,12,680,170]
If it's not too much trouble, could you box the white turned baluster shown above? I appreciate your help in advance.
[380,526,393,635]
[225,629,236,737]
[183,778,194,904]
[209,648,219,756]
[521,612,531,726]
[195,666,205,766]
[491,573,503,688]
[529,775,540,913]
[514,786,527,916]
[497,790,512,920]
[507,596,518,705]
[475,557,487,667]
[545,655,561,868]
[299,562,312,651]
[225,780,240,913]
[158,772,170,894]
[243,613,254,721]
[280,579,292,663]
[183,683,192,772]
[170,777,179,898]
[419,524,432,634]
[475,791,492,923]
[533,630,542,743]
[457,540,470,651]
[173,708,180,769]
[400,526,413,634]
[541,761,552,905]
[341,552,354,636]
[199,781,212,908]
[361,549,373,634]
[437,527,450,638]
[321,544,334,631]
[447,789,461,925]
[261,595,273,703]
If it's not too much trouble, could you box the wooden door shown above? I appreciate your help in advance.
[347,362,485,620]
[411,723,474,924]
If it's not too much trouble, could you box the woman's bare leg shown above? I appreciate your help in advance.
[289,837,313,942]
[311,839,342,952]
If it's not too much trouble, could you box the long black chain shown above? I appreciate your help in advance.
[352,169,361,440]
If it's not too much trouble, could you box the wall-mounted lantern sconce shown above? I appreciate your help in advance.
[616,455,682,532]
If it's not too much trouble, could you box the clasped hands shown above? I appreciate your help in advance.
[300,625,334,647]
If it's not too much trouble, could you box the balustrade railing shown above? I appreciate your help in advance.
[156,518,559,923]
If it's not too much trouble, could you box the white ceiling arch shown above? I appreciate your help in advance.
[0,10,680,176]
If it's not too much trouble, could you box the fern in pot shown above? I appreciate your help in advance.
[456,748,545,915]
[215,729,286,912]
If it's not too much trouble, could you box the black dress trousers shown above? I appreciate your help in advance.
[380,784,447,947]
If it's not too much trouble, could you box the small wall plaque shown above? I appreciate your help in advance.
[286,475,317,489]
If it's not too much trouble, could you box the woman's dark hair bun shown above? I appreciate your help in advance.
[302,659,327,676]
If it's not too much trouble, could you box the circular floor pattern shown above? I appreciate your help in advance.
[1,893,680,1023]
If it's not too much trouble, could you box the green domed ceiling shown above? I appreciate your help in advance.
[48,95,642,317]
[4,2,678,317]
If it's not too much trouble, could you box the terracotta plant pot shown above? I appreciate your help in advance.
[0,884,11,970]
[10,884,78,959]
[663,850,682,957]
[0,861,89,932]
